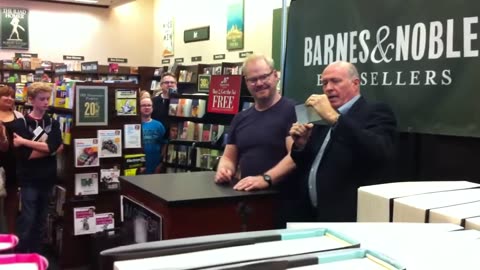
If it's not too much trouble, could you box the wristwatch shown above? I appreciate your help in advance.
[262,174,273,188]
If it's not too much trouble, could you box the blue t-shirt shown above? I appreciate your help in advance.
[228,97,296,178]
[142,119,166,174]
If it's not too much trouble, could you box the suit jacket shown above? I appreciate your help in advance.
[291,97,397,222]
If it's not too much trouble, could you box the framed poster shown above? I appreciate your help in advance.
[1,8,29,50]
[75,85,108,126]
[226,0,244,50]
[115,89,137,116]
[162,17,174,57]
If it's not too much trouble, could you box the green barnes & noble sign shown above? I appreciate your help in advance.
[284,0,480,137]
[1,7,29,49]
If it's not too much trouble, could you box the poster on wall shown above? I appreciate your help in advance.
[0,8,29,50]
[75,85,108,126]
[283,0,480,138]
[207,75,242,115]
[226,0,244,50]
[163,17,174,57]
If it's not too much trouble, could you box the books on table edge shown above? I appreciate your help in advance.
[111,228,362,270]
[200,248,405,270]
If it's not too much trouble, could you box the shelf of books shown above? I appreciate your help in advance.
[35,82,144,268]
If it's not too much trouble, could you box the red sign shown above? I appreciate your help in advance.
[207,75,242,114]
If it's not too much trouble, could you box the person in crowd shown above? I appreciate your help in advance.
[152,72,177,122]
[289,61,397,222]
[214,54,298,227]
[140,90,151,100]
[152,72,177,170]
[12,82,63,253]
[0,84,23,234]
[141,96,166,174]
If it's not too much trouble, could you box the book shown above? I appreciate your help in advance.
[177,146,188,165]
[182,99,192,117]
[55,185,66,216]
[202,124,211,141]
[73,206,96,235]
[193,123,203,141]
[100,167,121,191]
[74,139,99,168]
[98,129,122,158]
[74,172,99,196]
[123,154,146,176]
[176,98,186,116]
[168,98,179,116]
[197,99,206,118]
[95,212,115,233]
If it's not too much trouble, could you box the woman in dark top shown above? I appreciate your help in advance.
[0,84,21,233]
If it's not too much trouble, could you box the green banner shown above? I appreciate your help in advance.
[1,8,29,50]
[284,0,480,137]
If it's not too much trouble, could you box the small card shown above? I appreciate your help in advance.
[295,104,323,124]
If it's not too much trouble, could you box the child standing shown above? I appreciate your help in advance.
[12,82,63,253]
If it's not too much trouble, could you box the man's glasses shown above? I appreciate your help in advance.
[245,70,274,85]
[161,81,176,85]
[140,104,152,107]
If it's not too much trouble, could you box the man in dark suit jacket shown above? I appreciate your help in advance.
[289,61,397,222]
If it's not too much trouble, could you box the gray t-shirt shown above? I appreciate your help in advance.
[228,97,296,178]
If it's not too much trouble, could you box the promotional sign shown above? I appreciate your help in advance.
[226,0,244,50]
[1,8,29,49]
[284,0,480,137]
[184,26,210,43]
[75,85,108,126]
[207,75,241,114]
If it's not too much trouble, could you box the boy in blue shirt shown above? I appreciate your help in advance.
[12,82,63,253]
[141,97,166,174]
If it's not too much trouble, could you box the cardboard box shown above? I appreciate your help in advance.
[393,188,480,223]
[464,217,480,230]
[357,181,480,222]
[429,201,480,226]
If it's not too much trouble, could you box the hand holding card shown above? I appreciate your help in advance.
[295,104,323,124]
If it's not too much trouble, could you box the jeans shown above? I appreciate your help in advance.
[16,186,51,253]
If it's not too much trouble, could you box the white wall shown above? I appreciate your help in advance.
[153,0,289,66]
[0,0,288,67]
[0,0,154,66]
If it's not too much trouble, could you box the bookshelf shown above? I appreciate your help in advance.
[163,66,254,172]
[20,82,143,269]
[137,66,169,94]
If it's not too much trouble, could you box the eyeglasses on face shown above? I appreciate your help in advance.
[245,70,274,85]
[161,81,176,84]
[140,104,152,107]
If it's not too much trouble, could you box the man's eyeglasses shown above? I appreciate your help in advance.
[140,104,152,107]
[245,70,274,85]
[161,81,176,85]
